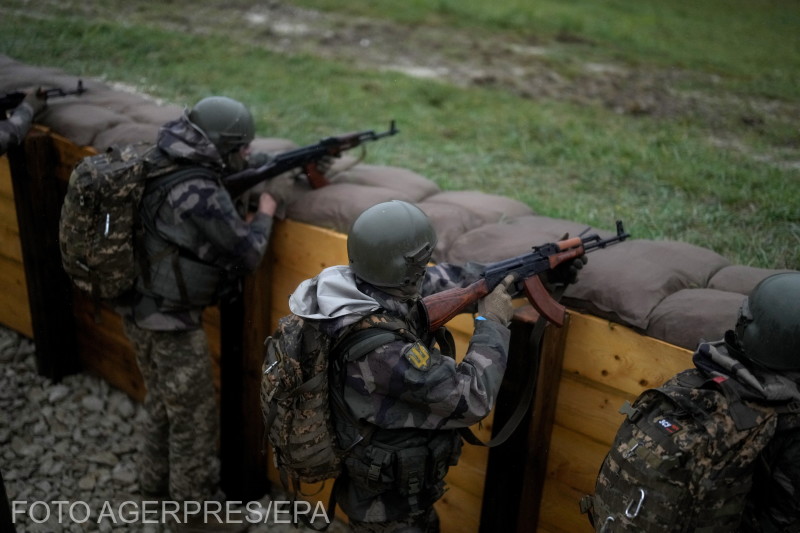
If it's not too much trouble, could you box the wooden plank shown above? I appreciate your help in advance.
[0,154,30,337]
[545,424,609,495]
[0,205,24,263]
[537,478,595,533]
[0,156,12,198]
[49,128,96,179]
[553,374,634,446]
[270,218,349,272]
[513,317,570,533]
[450,442,490,500]
[562,312,692,396]
[71,295,146,401]
[220,249,272,500]
[202,307,222,360]
[7,130,80,379]
[435,483,483,533]
[537,425,609,533]
[0,254,32,337]
[70,290,223,403]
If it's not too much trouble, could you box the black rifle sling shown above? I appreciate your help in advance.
[459,284,566,448]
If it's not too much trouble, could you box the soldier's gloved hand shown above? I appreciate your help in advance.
[546,255,587,286]
[478,274,516,327]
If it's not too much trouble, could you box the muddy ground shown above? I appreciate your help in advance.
[7,0,800,166]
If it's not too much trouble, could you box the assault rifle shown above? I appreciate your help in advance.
[1,80,86,118]
[224,120,399,198]
[421,221,630,330]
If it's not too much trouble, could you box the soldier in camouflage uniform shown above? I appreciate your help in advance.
[725,272,800,532]
[288,201,582,533]
[0,89,46,154]
[121,96,277,514]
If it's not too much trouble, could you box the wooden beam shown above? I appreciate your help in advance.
[7,128,80,380]
[219,242,273,501]
[518,314,571,533]
[479,311,539,532]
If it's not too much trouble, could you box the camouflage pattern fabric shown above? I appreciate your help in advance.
[692,338,800,533]
[287,262,511,524]
[59,143,177,300]
[0,101,34,154]
[116,113,272,510]
[349,507,440,533]
[742,414,800,532]
[261,314,342,484]
[122,318,222,502]
[586,338,800,532]
[128,115,273,331]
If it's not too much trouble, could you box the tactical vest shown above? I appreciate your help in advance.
[137,167,228,308]
[329,313,462,520]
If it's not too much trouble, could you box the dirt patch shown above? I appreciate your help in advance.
[204,3,798,128]
[8,0,800,162]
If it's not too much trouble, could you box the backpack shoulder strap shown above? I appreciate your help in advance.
[332,313,417,362]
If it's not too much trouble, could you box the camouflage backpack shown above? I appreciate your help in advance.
[59,143,180,300]
[260,313,413,486]
[581,368,780,532]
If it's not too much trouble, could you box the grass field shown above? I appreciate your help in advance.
[1,0,798,269]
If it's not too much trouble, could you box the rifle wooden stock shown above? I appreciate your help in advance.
[420,274,568,331]
[421,278,490,331]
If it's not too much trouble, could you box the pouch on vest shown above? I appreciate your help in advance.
[427,430,462,482]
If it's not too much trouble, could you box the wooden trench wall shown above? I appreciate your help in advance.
[1,128,693,533]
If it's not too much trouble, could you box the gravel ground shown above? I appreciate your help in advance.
[0,326,348,533]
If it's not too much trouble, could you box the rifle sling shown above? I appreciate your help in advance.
[459,285,566,448]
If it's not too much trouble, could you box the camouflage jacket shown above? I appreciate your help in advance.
[695,338,800,532]
[0,101,34,155]
[289,263,512,521]
[128,115,272,331]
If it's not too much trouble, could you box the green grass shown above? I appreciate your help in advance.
[291,0,800,101]
[1,6,798,269]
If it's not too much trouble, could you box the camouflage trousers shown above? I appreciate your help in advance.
[348,507,440,533]
[123,319,221,502]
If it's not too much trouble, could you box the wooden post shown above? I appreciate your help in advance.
[7,129,80,380]
[479,311,539,533]
[478,307,570,533]
[517,314,570,532]
[219,245,273,501]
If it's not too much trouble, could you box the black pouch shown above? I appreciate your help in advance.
[427,431,462,483]
[345,444,396,492]
[396,445,429,497]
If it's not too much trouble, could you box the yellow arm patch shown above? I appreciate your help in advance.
[403,341,431,371]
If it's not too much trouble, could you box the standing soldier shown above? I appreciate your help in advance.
[120,96,277,531]
[286,200,583,532]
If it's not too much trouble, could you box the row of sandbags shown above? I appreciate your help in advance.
[2,54,792,351]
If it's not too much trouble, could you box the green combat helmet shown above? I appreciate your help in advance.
[188,96,255,156]
[347,200,437,292]
[735,272,800,371]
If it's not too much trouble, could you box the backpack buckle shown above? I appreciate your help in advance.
[624,487,646,518]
